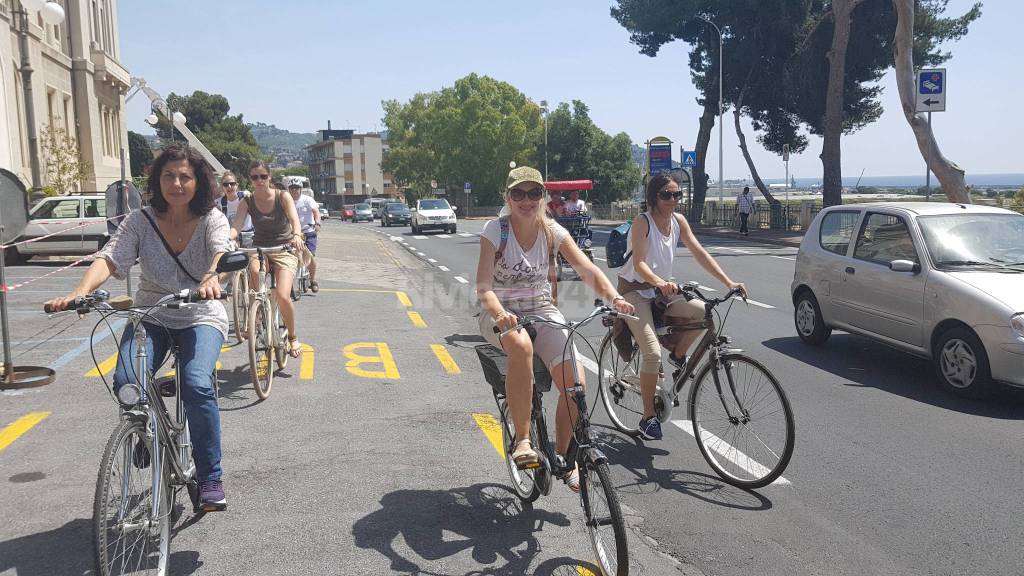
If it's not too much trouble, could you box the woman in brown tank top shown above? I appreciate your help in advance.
[230,160,305,357]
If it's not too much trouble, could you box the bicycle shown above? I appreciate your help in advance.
[291,226,316,301]
[237,245,293,399]
[229,231,254,343]
[44,266,243,576]
[476,302,635,576]
[596,282,795,489]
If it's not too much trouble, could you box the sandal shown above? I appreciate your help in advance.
[287,335,303,358]
[511,439,540,468]
[309,281,319,293]
[564,464,580,493]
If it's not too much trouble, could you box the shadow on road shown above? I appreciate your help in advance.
[215,365,264,411]
[594,428,773,511]
[0,517,92,575]
[352,483,595,575]
[763,335,1024,418]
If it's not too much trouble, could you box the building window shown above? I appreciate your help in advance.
[63,95,72,136]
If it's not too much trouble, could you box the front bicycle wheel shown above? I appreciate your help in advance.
[231,271,249,343]
[596,332,643,436]
[580,461,629,576]
[497,396,542,503]
[93,419,169,576]
[247,298,274,399]
[689,353,794,489]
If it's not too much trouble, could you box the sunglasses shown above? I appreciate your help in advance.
[222,181,238,186]
[658,190,684,201]
[250,174,270,181]
[510,187,544,201]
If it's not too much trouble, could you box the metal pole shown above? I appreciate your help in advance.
[925,112,932,201]
[120,148,132,295]
[16,5,43,194]
[0,224,13,381]
[543,105,548,181]
[718,28,724,204]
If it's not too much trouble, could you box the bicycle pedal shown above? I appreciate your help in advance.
[519,462,542,470]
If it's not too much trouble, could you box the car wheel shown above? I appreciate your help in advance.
[934,326,993,398]
[449,225,457,234]
[3,246,27,265]
[794,291,831,345]
[412,223,418,234]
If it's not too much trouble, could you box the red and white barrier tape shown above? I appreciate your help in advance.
[1,254,95,292]
[1,213,128,250]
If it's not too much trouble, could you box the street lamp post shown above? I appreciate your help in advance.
[698,17,724,204]
[540,100,549,181]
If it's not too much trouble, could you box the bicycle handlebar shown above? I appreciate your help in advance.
[493,302,638,337]
[654,282,746,306]
[44,288,229,314]
[236,244,293,254]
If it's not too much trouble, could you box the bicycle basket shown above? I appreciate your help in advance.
[475,344,552,395]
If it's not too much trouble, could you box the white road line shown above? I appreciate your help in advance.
[438,265,450,272]
[716,246,755,254]
[458,233,474,237]
[454,276,469,284]
[735,296,775,309]
[594,257,607,262]
[436,234,451,239]
[413,235,428,240]
[699,285,717,292]
[671,420,791,486]
[415,252,426,256]
[579,355,600,376]
[770,255,796,261]
[389,236,402,241]
[428,258,438,263]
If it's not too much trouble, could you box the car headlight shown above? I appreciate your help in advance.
[1012,313,1024,339]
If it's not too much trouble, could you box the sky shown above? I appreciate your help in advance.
[121,0,1021,183]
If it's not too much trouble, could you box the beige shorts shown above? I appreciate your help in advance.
[264,250,298,275]
[623,291,705,374]
[479,302,580,371]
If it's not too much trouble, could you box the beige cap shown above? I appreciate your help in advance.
[505,166,544,190]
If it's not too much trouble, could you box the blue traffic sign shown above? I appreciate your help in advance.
[918,70,943,94]
[682,151,697,167]
[464,182,472,190]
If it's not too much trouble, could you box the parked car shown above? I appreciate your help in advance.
[6,195,109,263]
[319,207,329,220]
[380,202,412,227]
[352,203,373,223]
[791,202,1024,397]
[340,204,355,221]
[412,198,457,234]
[369,197,387,219]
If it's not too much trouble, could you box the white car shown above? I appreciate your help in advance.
[412,198,457,234]
[791,202,1024,397]
[6,195,109,263]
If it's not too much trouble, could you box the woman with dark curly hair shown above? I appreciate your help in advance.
[45,144,233,512]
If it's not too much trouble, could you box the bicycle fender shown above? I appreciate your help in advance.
[584,447,609,467]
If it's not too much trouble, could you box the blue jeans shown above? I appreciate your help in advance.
[113,322,224,482]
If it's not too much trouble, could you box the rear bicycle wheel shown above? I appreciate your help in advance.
[580,461,629,576]
[231,271,249,343]
[689,353,794,489]
[247,298,274,400]
[93,419,169,576]
[497,397,542,503]
[596,332,643,436]
[273,302,289,370]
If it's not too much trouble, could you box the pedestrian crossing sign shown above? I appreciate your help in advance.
[682,151,697,167]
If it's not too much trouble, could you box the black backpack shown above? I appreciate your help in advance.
[606,213,650,268]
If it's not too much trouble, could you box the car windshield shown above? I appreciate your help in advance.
[917,213,1024,268]
[386,203,409,213]
[419,200,450,210]
[356,204,370,210]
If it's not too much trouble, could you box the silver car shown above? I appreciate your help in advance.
[7,194,109,263]
[791,202,1024,397]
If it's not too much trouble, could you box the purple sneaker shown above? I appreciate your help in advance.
[198,480,227,512]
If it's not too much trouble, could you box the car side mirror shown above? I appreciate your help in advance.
[452,206,459,211]
[217,250,249,273]
[889,259,920,274]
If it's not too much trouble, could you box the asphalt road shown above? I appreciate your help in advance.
[1,216,1022,575]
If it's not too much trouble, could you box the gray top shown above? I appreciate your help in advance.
[98,207,231,337]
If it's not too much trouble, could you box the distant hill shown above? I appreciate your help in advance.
[248,122,316,156]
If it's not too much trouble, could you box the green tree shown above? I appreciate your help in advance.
[127,131,151,177]
[39,124,91,195]
[274,166,309,178]
[542,101,640,204]
[153,90,263,181]
[382,74,542,206]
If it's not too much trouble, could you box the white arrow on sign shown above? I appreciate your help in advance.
[915,68,946,113]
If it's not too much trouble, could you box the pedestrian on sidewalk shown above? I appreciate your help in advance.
[738,186,755,236]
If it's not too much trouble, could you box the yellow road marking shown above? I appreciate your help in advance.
[430,344,461,374]
[343,342,400,379]
[314,288,413,308]
[86,353,118,377]
[0,412,50,453]
[407,311,427,328]
[472,413,505,458]
[299,343,315,380]
[576,566,598,576]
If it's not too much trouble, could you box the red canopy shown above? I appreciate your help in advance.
[544,180,593,191]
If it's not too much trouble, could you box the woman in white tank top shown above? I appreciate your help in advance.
[616,173,746,441]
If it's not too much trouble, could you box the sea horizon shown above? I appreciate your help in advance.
[757,173,1024,188]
